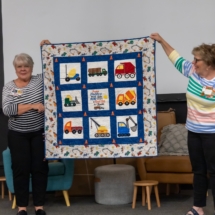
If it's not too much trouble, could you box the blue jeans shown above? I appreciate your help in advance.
[188,131,215,207]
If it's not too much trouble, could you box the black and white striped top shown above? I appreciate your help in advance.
[2,74,44,132]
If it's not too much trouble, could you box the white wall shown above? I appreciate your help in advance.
[2,0,215,93]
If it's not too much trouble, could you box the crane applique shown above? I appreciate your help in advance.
[90,118,110,137]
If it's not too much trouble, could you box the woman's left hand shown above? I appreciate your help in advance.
[40,40,51,46]
[150,33,164,43]
[32,103,45,113]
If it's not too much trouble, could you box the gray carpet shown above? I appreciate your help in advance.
[0,190,214,215]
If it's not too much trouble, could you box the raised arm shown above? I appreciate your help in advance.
[150,33,194,78]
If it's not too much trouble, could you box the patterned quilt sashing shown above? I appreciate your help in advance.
[41,37,157,159]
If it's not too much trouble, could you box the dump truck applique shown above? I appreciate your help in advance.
[115,62,136,79]
[64,121,83,134]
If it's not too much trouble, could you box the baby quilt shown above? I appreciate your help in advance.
[41,36,157,159]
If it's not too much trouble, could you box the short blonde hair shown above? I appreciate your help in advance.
[13,53,34,68]
[192,43,215,69]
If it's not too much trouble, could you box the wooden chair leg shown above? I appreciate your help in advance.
[175,184,180,194]
[62,190,70,207]
[8,191,12,201]
[146,186,151,210]
[142,186,146,206]
[166,183,170,195]
[1,181,4,199]
[132,186,137,209]
[12,196,16,209]
[154,185,161,207]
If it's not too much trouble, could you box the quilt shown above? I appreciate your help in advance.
[41,36,157,159]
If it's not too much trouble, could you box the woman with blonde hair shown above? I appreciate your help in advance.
[151,33,215,215]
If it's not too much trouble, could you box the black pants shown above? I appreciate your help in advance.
[8,129,48,207]
[188,131,215,207]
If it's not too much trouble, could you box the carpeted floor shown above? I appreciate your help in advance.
[0,190,214,215]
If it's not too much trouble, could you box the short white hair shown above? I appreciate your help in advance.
[13,53,34,67]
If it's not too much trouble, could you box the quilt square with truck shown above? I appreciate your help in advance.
[41,36,157,159]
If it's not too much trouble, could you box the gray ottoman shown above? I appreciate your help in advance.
[94,164,136,205]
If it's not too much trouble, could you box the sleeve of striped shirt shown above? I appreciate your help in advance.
[168,50,195,78]
[2,85,18,116]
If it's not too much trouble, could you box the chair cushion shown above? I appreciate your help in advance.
[48,162,65,176]
[159,124,188,156]
[145,156,192,173]
[157,109,176,141]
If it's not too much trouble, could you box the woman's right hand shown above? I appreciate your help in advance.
[32,103,45,113]
[150,33,164,43]
[40,40,51,46]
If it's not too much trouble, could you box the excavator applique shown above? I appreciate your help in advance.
[117,116,137,137]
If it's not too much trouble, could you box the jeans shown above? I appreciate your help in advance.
[188,131,215,207]
[8,129,48,207]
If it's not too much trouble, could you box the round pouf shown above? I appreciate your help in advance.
[94,164,136,205]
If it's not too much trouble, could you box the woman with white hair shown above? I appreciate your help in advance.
[2,44,50,215]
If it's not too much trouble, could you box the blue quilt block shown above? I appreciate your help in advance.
[41,37,157,159]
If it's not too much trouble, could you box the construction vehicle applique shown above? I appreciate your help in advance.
[117,116,137,137]
[94,104,104,110]
[116,90,136,106]
[115,62,136,79]
[63,65,80,82]
[88,67,108,77]
[64,95,80,107]
[64,121,83,134]
[90,118,110,137]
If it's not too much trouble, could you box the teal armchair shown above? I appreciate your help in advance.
[2,147,74,208]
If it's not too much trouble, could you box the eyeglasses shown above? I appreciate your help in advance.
[193,57,203,63]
